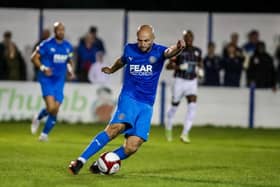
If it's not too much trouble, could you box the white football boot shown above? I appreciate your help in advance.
[38,133,48,142]
[180,134,191,143]
[31,114,40,134]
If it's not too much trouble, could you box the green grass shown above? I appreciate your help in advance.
[0,122,279,187]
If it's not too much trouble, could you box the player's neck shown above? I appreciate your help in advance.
[55,37,63,44]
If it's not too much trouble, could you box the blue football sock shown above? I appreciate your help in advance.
[113,146,129,160]
[80,131,110,161]
[42,114,57,134]
[38,108,49,120]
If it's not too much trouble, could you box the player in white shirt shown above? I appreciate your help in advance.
[165,30,204,143]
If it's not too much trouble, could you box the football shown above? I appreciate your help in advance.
[97,152,121,175]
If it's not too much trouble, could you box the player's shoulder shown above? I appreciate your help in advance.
[124,43,137,49]
[153,43,167,48]
[63,40,73,48]
[193,46,202,56]
[39,37,53,47]
[153,43,167,50]
[193,46,202,52]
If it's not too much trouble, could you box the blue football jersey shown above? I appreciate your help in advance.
[120,43,167,105]
[37,37,73,78]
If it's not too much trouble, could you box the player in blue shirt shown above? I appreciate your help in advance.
[68,24,185,175]
[30,22,75,141]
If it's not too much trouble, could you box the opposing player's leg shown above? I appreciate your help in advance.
[166,78,184,141]
[69,123,125,175]
[166,102,179,141]
[181,95,197,143]
[180,79,198,143]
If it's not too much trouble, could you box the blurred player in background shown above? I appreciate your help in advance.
[165,30,203,143]
[68,24,185,175]
[30,22,75,141]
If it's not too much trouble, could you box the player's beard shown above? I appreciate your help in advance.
[55,33,64,41]
[140,45,152,52]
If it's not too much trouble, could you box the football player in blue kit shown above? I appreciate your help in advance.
[68,24,185,175]
[30,22,75,141]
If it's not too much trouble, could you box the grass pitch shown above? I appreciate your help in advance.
[0,122,279,187]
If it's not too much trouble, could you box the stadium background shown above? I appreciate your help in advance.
[1,2,280,128]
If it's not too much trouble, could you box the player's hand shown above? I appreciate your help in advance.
[68,71,76,81]
[196,67,204,79]
[102,67,112,74]
[40,65,52,76]
[177,39,186,50]
[44,68,52,76]
[179,63,189,70]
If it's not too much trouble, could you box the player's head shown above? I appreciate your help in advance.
[53,21,65,41]
[136,24,155,52]
[256,41,266,54]
[230,32,239,45]
[183,30,194,47]
[3,31,12,44]
[207,41,216,54]
[42,28,51,40]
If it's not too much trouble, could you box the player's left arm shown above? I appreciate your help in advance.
[196,50,204,79]
[164,39,185,59]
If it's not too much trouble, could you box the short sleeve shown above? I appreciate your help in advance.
[120,44,129,64]
[68,44,74,61]
[38,41,48,56]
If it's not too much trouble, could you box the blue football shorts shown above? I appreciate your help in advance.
[110,94,153,141]
[38,76,65,103]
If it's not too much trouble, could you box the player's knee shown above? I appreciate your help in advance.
[105,124,125,139]
[47,106,58,115]
[187,95,197,102]
[171,101,180,106]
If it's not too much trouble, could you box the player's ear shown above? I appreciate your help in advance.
[151,33,155,40]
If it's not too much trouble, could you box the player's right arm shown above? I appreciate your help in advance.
[31,46,52,76]
[165,56,179,70]
[102,57,124,74]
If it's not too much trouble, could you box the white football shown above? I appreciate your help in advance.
[97,152,121,175]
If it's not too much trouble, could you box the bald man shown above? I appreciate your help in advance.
[30,22,75,141]
[68,24,185,175]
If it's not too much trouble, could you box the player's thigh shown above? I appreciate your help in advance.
[134,104,153,141]
[44,96,57,110]
[172,78,185,103]
[110,94,138,128]
[105,123,126,139]
[39,78,55,98]
[184,79,198,96]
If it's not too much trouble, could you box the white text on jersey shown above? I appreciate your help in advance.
[53,54,68,63]
[130,64,153,76]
